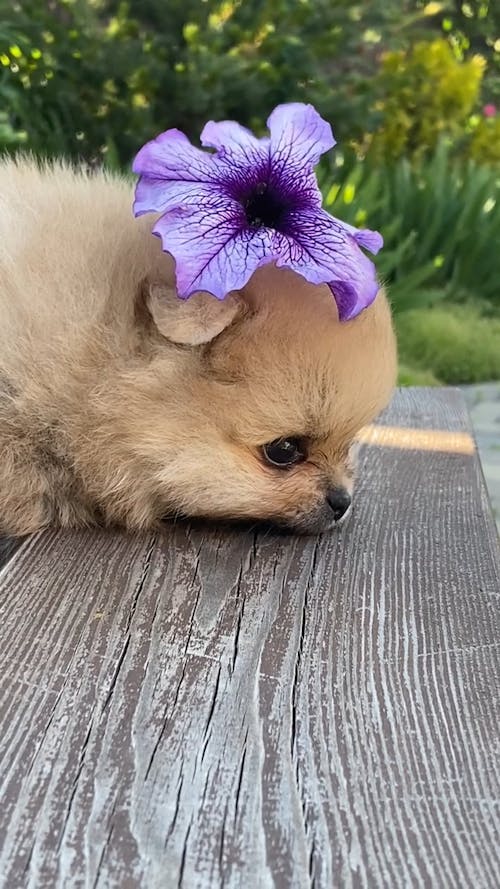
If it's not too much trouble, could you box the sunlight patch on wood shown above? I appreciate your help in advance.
[358,424,476,455]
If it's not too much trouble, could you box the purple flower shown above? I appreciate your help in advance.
[133,103,382,321]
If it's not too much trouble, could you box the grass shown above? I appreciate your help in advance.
[397,363,440,387]
[395,303,500,385]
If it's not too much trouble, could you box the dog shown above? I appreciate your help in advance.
[0,157,397,536]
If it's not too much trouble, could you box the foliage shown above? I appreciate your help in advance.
[0,0,398,165]
[435,0,500,107]
[396,304,500,383]
[367,38,485,160]
[321,142,500,313]
[469,113,500,165]
[2,0,497,167]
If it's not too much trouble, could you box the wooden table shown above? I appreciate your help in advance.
[1,389,499,888]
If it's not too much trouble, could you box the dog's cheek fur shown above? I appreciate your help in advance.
[66,393,325,530]
[60,364,357,531]
[153,453,326,524]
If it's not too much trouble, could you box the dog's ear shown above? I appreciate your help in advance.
[141,279,243,346]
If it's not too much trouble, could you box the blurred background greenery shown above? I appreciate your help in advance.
[1,0,500,383]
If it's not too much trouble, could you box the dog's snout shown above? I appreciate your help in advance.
[326,486,352,523]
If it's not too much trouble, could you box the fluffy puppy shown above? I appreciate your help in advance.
[0,158,397,536]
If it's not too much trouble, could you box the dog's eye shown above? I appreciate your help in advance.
[262,437,305,468]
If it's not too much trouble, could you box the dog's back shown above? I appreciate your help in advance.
[0,157,168,383]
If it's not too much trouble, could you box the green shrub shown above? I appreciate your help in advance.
[396,305,500,383]
[469,113,500,166]
[2,1,497,168]
[0,0,405,166]
[368,38,486,161]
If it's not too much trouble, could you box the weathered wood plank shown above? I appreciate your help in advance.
[0,388,499,888]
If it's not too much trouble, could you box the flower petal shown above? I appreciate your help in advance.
[201,120,269,161]
[134,179,228,217]
[268,103,335,173]
[271,207,380,320]
[153,202,276,298]
[266,103,334,209]
[340,221,384,254]
[132,128,217,184]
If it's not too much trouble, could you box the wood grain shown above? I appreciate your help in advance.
[0,388,499,888]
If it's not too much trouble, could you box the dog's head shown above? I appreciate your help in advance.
[90,264,396,533]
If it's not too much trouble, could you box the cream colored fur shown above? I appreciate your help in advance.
[0,157,397,535]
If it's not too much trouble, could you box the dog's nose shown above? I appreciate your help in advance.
[326,486,352,523]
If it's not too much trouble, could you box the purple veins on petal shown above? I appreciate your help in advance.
[268,103,335,176]
[153,202,277,299]
[269,207,380,320]
[132,128,217,182]
[134,180,229,218]
[201,120,270,165]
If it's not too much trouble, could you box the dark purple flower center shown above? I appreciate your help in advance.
[244,182,287,229]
